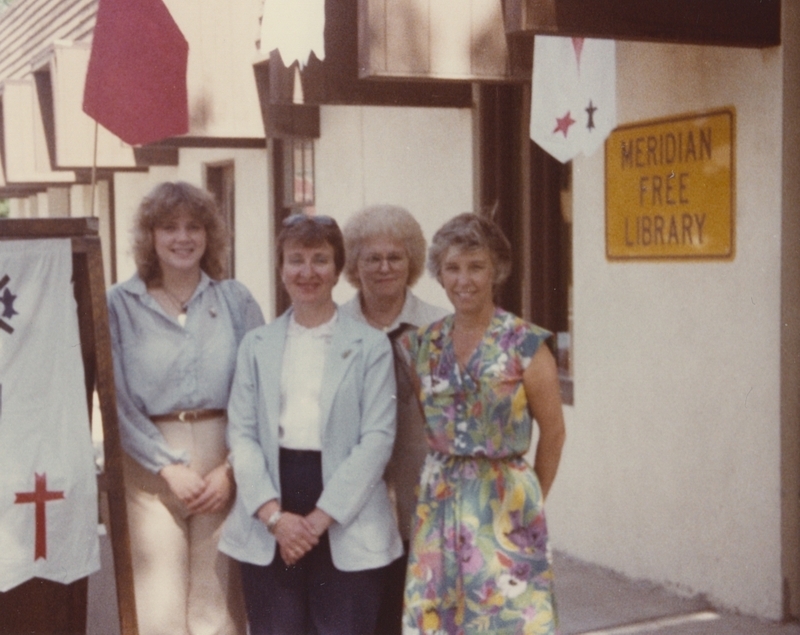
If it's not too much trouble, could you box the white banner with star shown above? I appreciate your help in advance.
[530,35,616,163]
[0,239,100,592]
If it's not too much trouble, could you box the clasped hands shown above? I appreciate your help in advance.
[160,462,233,515]
[257,503,333,566]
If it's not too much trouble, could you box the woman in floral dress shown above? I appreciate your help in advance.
[402,213,566,635]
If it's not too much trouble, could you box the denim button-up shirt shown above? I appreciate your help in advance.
[108,272,265,473]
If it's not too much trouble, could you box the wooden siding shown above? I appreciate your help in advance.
[0,0,97,82]
[358,0,514,81]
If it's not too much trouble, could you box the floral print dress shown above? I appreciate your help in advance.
[402,309,558,635]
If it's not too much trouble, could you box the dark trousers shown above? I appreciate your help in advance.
[240,449,385,635]
[374,546,408,635]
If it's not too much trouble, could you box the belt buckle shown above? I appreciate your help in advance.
[178,410,188,423]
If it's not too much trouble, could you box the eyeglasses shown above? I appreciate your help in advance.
[282,213,336,227]
[359,252,408,271]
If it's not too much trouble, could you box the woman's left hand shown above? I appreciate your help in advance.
[305,507,334,537]
[524,345,566,500]
[186,462,234,515]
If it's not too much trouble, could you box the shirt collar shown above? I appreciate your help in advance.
[354,289,420,333]
[123,270,214,298]
[287,309,338,339]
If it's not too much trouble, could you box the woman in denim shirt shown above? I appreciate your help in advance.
[107,181,264,635]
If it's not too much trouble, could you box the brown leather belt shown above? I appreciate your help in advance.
[150,408,226,424]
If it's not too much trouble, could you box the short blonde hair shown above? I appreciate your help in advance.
[132,181,229,284]
[427,212,512,285]
[342,204,427,289]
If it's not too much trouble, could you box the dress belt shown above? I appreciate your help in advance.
[150,408,226,424]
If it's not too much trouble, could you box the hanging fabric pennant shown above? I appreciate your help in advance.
[83,0,189,146]
[259,0,326,67]
[0,239,100,592]
[530,35,616,163]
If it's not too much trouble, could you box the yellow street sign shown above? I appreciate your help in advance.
[605,109,735,260]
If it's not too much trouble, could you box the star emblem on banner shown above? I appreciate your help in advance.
[0,275,17,334]
[585,100,598,131]
[553,111,576,138]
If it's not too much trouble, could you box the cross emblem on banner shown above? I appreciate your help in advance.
[15,473,65,560]
[0,274,18,334]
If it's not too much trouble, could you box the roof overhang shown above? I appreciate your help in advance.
[0,40,183,197]
[503,0,781,48]
[0,79,76,188]
[40,41,178,170]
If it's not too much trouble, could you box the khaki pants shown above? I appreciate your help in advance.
[124,417,246,635]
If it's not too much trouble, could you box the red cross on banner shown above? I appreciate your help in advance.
[15,473,65,560]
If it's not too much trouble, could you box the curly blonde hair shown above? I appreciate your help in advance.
[132,181,229,284]
[342,204,427,289]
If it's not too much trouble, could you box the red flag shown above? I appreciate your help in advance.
[82,0,189,146]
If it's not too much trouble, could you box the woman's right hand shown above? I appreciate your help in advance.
[159,463,207,507]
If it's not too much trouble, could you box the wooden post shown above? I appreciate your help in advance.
[0,217,138,635]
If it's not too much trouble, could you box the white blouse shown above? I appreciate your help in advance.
[278,311,337,450]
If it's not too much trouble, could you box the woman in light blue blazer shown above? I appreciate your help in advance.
[219,214,402,635]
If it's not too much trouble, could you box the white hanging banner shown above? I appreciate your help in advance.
[530,36,616,163]
[260,0,326,67]
[0,239,100,592]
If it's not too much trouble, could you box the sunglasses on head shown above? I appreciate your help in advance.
[282,213,337,227]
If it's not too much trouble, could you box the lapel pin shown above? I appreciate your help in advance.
[342,349,352,359]
[209,308,217,318]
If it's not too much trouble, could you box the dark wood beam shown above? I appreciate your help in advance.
[0,185,46,198]
[253,58,321,139]
[504,0,781,48]
[0,217,99,237]
[148,137,266,149]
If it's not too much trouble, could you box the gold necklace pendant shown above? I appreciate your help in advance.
[162,287,192,313]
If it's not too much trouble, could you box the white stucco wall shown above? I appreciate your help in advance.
[164,0,264,138]
[546,42,785,618]
[315,105,472,311]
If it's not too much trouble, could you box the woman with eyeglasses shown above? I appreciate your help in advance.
[340,205,447,635]
[219,213,402,635]
[107,181,264,635]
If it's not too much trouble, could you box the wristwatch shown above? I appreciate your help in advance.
[266,509,283,534]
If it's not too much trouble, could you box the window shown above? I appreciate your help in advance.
[272,138,316,315]
[282,138,315,209]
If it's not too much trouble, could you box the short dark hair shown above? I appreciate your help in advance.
[277,214,345,275]
[428,212,512,285]
[132,181,229,284]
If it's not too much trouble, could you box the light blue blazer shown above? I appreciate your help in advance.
[218,309,404,571]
